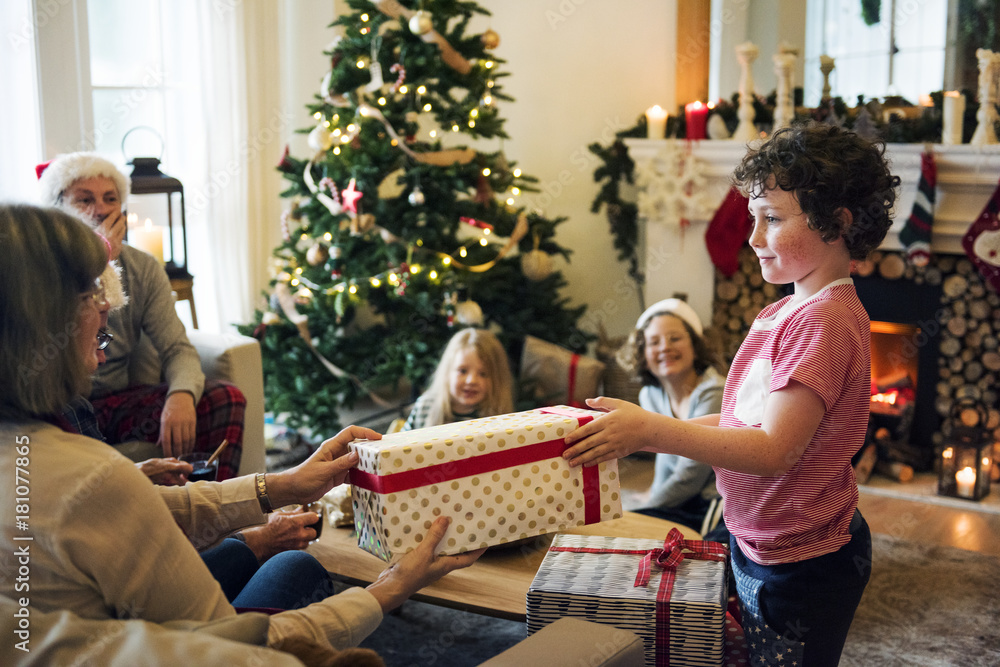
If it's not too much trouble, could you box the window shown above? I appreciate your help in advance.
[804,0,948,105]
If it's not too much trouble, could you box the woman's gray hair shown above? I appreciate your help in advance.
[0,204,107,418]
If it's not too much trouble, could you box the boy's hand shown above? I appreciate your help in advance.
[562,397,650,467]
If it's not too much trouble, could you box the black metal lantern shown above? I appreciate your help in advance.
[128,156,191,282]
[938,398,992,501]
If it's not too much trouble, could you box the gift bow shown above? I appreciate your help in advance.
[634,527,728,589]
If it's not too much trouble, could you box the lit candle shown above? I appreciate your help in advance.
[955,466,976,498]
[685,101,709,140]
[130,218,164,264]
[942,91,966,145]
[645,105,668,139]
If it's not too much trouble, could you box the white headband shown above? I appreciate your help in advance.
[635,298,703,336]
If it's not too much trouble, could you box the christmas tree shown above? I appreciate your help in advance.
[240,0,589,438]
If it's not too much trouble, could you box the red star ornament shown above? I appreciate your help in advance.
[341,178,363,214]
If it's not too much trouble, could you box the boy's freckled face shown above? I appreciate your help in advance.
[747,187,834,291]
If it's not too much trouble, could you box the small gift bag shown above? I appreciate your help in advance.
[527,530,729,667]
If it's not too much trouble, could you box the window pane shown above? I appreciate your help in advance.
[87,0,163,87]
[90,87,166,161]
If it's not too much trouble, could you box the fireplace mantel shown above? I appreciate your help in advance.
[624,138,1000,321]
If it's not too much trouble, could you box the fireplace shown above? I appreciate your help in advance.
[713,247,1000,473]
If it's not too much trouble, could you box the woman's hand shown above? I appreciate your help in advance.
[135,457,193,486]
[365,516,485,614]
[266,425,380,508]
[562,396,653,467]
[159,391,197,457]
[240,509,320,562]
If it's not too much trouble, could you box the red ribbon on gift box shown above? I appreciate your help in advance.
[350,410,603,524]
[550,528,729,666]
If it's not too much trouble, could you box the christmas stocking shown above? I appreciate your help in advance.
[963,175,1000,292]
[705,186,751,277]
[899,151,936,266]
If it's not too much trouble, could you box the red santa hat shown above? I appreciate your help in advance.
[36,152,130,206]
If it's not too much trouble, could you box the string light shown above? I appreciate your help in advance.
[410,264,421,274]
[468,120,476,128]
[423,103,433,112]
[291,278,300,286]
[360,13,369,21]
[459,247,467,258]
[513,168,522,177]
[479,238,488,246]
[399,85,408,94]
[470,109,479,118]
[294,267,303,275]
[349,284,358,294]
[485,61,495,69]
[378,97,387,105]
[313,111,322,120]
[370,277,381,287]
[429,269,438,279]
[442,256,452,266]
[506,197,515,205]
[332,128,342,137]
[356,59,366,69]
[323,232,332,241]
[417,85,427,95]
[482,167,491,176]
[278,271,291,282]
[511,187,520,195]
[429,130,438,138]
[333,147,341,155]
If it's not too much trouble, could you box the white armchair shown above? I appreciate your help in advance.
[187,331,266,476]
[128,331,267,477]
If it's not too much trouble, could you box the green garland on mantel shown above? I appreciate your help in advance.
[590,91,993,302]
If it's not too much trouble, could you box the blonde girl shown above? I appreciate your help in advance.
[402,328,514,430]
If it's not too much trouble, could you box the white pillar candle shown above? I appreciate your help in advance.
[955,466,976,498]
[942,92,966,145]
[645,105,668,139]
[131,218,164,264]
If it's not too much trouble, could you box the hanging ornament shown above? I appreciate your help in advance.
[308,123,335,152]
[474,171,494,204]
[408,185,425,206]
[306,243,329,266]
[408,10,433,35]
[341,178,364,213]
[443,290,458,327]
[521,234,555,281]
[280,210,292,242]
[365,38,385,93]
[481,29,500,50]
[456,298,484,326]
[390,63,407,93]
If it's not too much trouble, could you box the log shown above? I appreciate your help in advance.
[878,253,906,280]
[716,281,739,302]
[875,460,914,483]
[942,274,968,299]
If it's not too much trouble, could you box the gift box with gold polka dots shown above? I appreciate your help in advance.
[348,406,623,561]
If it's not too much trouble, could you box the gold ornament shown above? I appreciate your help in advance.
[481,29,500,50]
[306,243,329,266]
[521,249,554,281]
[408,10,433,35]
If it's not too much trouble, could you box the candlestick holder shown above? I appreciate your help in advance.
[732,42,760,142]
[772,52,796,131]
[971,48,999,146]
[819,55,835,102]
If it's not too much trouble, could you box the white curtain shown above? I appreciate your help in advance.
[0,0,43,201]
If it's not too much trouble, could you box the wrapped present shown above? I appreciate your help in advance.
[520,335,605,407]
[528,530,729,667]
[348,405,622,561]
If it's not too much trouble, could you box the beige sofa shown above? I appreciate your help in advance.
[128,330,267,477]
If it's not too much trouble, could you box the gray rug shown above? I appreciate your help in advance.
[841,534,1000,666]
[351,534,1000,666]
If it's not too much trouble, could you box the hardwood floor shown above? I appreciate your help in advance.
[617,455,1000,557]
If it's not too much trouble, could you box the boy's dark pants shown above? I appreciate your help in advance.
[731,511,871,666]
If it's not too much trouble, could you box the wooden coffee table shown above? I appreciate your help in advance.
[307,511,700,622]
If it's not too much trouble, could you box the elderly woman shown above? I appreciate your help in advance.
[0,204,481,662]
[37,152,244,480]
